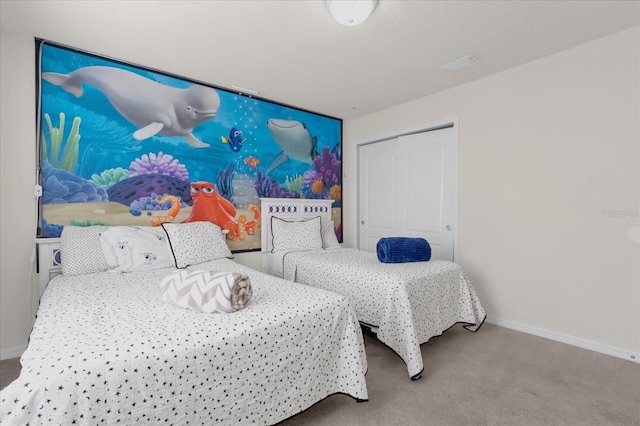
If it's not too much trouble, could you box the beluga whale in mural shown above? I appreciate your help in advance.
[265,118,319,175]
[42,66,220,148]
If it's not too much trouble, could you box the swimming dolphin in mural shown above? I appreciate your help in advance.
[42,66,220,148]
[265,118,319,175]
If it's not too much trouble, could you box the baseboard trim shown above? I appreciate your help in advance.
[0,345,26,361]
[486,315,639,364]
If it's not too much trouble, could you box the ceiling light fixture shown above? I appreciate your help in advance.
[326,0,378,26]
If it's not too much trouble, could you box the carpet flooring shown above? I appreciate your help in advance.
[1,323,638,425]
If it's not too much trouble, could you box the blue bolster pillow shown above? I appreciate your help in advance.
[376,237,431,263]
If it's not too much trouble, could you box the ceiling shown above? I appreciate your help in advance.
[1,1,638,120]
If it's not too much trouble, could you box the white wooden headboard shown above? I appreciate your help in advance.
[260,198,334,253]
[35,237,62,295]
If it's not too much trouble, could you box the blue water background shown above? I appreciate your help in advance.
[39,43,342,185]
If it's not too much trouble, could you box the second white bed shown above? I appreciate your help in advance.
[260,198,486,380]
[276,248,486,379]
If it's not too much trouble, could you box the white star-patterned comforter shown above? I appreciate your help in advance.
[281,248,486,379]
[0,258,368,425]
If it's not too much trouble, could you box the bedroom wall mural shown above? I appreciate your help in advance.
[36,40,343,252]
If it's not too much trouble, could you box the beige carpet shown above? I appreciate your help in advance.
[1,324,638,425]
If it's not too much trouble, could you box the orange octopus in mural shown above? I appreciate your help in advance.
[149,181,259,241]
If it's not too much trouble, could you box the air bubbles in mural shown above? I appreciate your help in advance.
[37,41,343,251]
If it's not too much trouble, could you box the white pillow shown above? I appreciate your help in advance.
[162,221,233,268]
[321,218,340,249]
[100,226,174,272]
[271,216,323,253]
[60,226,111,276]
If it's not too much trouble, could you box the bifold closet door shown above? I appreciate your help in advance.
[358,126,456,261]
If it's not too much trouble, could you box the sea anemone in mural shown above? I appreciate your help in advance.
[41,112,82,173]
[216,162,237,202]
[90,167,129,189]
[254,171,297,199]
[129,152,189,181]
[41,161,108,204]
[284,174,303,195]
[130,193,186,211]
[107,174,192,207]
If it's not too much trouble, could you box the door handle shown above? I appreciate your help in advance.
[446,225,452,231]
[361,220,365,225]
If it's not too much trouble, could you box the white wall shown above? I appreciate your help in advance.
[344,27,640,356]
[1,25,638,360]
[0,32,39,358]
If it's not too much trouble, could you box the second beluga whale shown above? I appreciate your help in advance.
[265,118,319,175]
[42,66,220,148]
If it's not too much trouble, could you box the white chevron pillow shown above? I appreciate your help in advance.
[160,269,252,313]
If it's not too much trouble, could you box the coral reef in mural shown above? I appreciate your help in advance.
[129,152,189,181]
[42,161,108,204]
[107,174,192,207]
[253,146,342,204]
[41,219,64,238]
[90,167,130,189]
[254,171,297,199]
[300,170,326,199]
[315,146,341,187]
[295,147,342,203]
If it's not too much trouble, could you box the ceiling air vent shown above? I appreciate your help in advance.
[438,55,479,73]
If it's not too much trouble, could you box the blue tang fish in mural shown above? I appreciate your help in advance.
[42,66,220,148]
[265,118,319,175]
[220,127,245,152]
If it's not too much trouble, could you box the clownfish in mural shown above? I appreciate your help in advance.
[244,156,260,168]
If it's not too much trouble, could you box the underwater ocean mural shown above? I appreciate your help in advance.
[36,40,343,252]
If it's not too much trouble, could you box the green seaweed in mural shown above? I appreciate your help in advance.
[91,167,130,189]
[41,112,82,172]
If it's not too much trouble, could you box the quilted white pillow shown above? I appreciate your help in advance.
[162,221,233,268]
[271,216,322,253]
[321,218,340,249]
[60,226,111,276]
[100,226,174,272]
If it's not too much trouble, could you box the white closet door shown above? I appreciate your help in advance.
[358,138,398,253]
[358,126,457,261]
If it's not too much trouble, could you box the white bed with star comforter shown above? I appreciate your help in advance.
[260,198,486,380]
[1,223,368,425]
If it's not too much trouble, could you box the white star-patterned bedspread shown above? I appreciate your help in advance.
[0,258,368,425]
[282,248,486,379]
